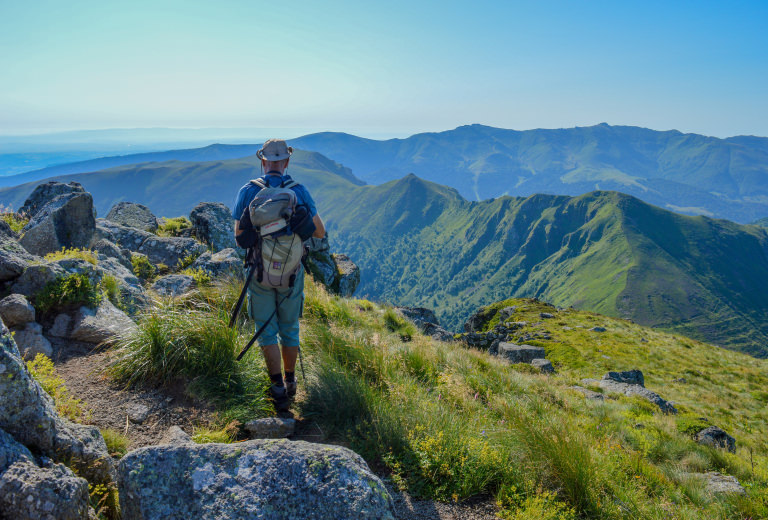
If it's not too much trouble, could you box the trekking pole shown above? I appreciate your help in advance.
[229,263,256,328]
[298,346,306,381]
[236,292,291,361]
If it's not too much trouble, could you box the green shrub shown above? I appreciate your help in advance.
[27,354,90,422]
[35,273,102,314]
[99,274,123,309]
[44,247,98,265]
[181,267,211,286]
[383,308,418,341]
[177,252,201,271]
[100,428,130,458]
[499,490,577,520]
[1,212,29,233]
[156,216,191,237]
[131,254,156,282]
[676,415,711,437]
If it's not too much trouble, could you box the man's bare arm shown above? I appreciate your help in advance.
[234,220,242,236]
[312,214,326,239]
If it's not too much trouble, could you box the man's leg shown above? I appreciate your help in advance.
[248,288,289,410]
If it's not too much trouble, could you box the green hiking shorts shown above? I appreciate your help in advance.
[247,266,304,347]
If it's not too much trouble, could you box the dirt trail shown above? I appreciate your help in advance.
[51,340,499,519]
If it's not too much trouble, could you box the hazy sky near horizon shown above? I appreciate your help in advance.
[1,0,767,138]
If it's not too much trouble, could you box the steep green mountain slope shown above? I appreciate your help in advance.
[0,149,363,216]
[321,176,768,357]
[291,124,768,222]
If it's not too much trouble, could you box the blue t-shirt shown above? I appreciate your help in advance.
[231,174,317,221]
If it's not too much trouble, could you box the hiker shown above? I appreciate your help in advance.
[232,139,325,411]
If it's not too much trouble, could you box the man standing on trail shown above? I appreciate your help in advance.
[232,139,326,412]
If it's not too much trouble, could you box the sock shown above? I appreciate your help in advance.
[284,371,295,383]
[270,373,284,387]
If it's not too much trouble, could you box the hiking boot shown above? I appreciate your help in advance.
[270,384,290,412]
[286,379,297,399]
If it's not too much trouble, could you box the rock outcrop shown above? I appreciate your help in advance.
[19,181,86,218]
[20,192,96,256]
[152,274,196,297]
[695,426,736,453]
[192,248,241,277]
[0,320,116,486]
[106,202,158,232]
[396,306,455,342]
[49,300,138,345]
[118,439,395,520]
[0,293,35,328]
[0,429,90,520]
[305,236,360,296]
[582,370,677,414]
[189,201,237,253]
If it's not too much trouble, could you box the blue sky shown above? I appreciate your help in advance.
[1,0,766,137]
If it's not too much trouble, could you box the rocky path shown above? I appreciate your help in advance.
[53,342,500,519]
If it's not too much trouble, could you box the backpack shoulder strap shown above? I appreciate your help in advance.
[250,178,269,190]
[280,179,300,190]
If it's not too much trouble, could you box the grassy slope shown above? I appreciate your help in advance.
[109,275,768,518]
[299,278,768,518]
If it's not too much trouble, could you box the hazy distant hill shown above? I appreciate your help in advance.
[0,143,265,188]
[291,124,768,223]
[0,150,363,215]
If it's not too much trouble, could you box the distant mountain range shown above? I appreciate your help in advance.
[2,153,767,357]
[291,124,768,223]
[6,123,768,222]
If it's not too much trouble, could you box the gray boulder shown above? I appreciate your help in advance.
[12,322,52,360]
[245,417,296,439]
[569,385,605,401]
[106,202,158,232]
[159,426,193,446]
[498,343,546,364]
[699,472,745,495]
[531,358,555,374]
[92,238,133,269]
[192,248,242,277]
[422,322,456,342]
[603,370,645,387]
[68,300,137,344]
[396,307,439,328]
[152,274,196,297]
[0,293,36,328]
[10,262,66,298]
[20,192,96,256]
[590,326,607,332]
[138,236,207,268]
[118,439,395,520]
[305,236,335,287]
[0,321,116,485]
[19,181,86,218]
[581,377,677,414]
[0,428,90,520]
[0,235,35,282]
[0,218,19,239]
[190,202,237,253]
[333,254,360,296]
[695,426,736,453]
[95,219,154,251]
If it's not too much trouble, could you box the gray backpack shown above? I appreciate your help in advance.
[248,178,304,289]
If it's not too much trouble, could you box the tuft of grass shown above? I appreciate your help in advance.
[100,428,130,458]
[27,353,91,422]
[1,212,29,233]
[192,421,240,444]
[383,308,418,341]
[108,281,272,424]
[44,247,98,265]
[34,273,102,314]
[98,274,123,309]
[131,254,156,282]
[181,267,211,286]
[156,216,192,237]
[177,252,201,271]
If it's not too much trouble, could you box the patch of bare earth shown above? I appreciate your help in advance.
[50,337,217,449]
